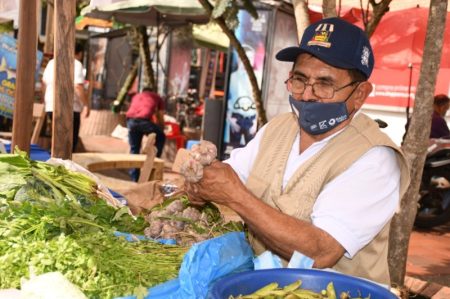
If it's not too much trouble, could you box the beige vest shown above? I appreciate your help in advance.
[246,113,410,285]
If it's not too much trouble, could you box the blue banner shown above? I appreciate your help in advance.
[0,34,43,119]
[222,10,269,159]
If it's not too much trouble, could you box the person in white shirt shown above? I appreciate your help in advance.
[42,43,90,151]
[185,18,410,284]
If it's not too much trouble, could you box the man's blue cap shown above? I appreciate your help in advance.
[276,17,374,79]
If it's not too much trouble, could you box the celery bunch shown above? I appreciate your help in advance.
[0,149,97,204]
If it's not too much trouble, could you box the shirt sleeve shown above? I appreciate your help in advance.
[74,60,84,85]
[223,125,267,183]
[436,118,450,137]
[311,146,401,258]
[42,60,53,84]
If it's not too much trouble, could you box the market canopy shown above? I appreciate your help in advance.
[81,0,210,27]
[75,15,113,30]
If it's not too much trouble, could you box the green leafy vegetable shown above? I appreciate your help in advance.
[0,151,187,298]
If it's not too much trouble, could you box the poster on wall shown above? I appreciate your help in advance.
[0,34,43,119]
[89,37,108,109]
[222,9,269,159]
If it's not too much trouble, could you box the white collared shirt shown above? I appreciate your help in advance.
[225,123,401,258]
[43,59,85,113]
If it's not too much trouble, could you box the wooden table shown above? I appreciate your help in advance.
[72,153,164,181]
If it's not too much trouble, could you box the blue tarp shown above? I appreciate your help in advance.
[118,232,254,299]
[5,144,51,161]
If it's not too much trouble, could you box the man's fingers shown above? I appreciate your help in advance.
[185,183,204,206]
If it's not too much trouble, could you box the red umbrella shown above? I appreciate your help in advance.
[359,7,450,108]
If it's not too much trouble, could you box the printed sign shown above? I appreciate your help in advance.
[0,34,43,118]
[222,9,269,159]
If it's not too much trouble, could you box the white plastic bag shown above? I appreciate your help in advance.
[21,272,87,299]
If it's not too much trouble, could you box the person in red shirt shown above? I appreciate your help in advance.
[126,87,166,181]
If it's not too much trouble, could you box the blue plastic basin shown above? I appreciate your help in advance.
[210,268,397,299]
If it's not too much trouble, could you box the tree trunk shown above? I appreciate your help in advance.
[292,0,310,43]
[198,0,267,126]
[137,26,156,91]
[112,58,139,112]
[388,0,448,287]
[44,0,54,54]
[365,0,392,37]
[51,0,75,159]
[12,0,38,154]
[322,0,337,18]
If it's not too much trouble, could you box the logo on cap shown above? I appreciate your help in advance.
[307,23,335,48]
[361,46,370,67]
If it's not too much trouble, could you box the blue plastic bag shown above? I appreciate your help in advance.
[253,250,314,270]
[118,232,253,299]
[174,232,253,298]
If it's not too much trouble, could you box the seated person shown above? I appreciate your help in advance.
[430,94,450,139]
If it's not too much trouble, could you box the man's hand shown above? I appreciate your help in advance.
[185,160,345,267]
[83,105,90,118]
[156,110,165,129]
[76,83,89,117]
[185,161,245,207]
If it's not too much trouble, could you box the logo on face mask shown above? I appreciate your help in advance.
[319,120,328,129]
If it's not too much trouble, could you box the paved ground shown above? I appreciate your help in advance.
[407,223,450,285]
[405,223,450,298]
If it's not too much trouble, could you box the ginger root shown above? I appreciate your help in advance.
[180,140,217,183]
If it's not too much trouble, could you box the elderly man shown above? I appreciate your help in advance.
[186,18,410,285]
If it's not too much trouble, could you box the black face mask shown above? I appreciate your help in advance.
[289,85,358,135]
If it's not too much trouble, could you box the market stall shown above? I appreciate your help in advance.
[0,138,403,299]
[0,141,248,298]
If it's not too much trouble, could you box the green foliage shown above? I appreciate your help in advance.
[76,0,90,17]
[212,0,232,19]
[223,4,240,30]
[0,21,14,34]
[211,0,259,30]
[241,0,259,19]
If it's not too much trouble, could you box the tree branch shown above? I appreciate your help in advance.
[197,0,267,125]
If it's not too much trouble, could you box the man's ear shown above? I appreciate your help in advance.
[353,81,373,109]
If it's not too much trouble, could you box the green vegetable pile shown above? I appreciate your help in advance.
[0,151,187,299]
[230,280,370,299]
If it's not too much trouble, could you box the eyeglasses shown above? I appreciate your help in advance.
[285,75,360,100]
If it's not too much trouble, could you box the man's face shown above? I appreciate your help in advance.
[288,54,361,106]
[286,53,372,137]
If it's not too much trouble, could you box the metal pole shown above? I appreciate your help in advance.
[406,63,413,120]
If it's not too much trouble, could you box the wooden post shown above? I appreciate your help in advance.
[44,0,54,55]
[52,0,75,159]
[11,0,38,153]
